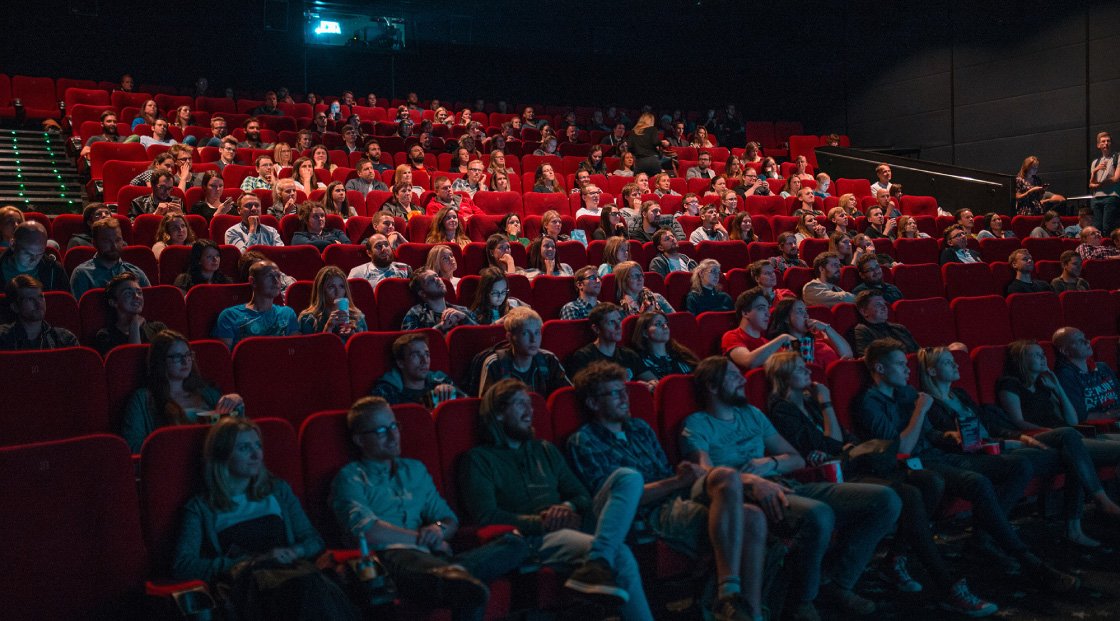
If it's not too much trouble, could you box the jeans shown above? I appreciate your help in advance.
[1017,427,1111,520]
[533,468,654,621]
[942,451,1034,516]
[774,482,901,602]
[923,457,1030,556]
[379,532,530,621]
[1091,195,1120,236]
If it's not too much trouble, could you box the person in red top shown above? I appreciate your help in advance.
[722,288,798,372]
[765,298,852,372]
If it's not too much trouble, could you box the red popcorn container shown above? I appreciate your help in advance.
[820,460,843,483]
[980,442,1001,455]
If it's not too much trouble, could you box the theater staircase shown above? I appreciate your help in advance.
[0,129,84,215]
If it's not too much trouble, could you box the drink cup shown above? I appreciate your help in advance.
[820,460,843,483]
[981,442,1001,455]
[336,298,349,314]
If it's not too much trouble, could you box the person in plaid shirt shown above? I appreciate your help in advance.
[559,266,602,320]
[401,268,475,333]
[239,155,275,191]
[1076,226,1120,260]
[478,308,570,397]
[565,361,769,621]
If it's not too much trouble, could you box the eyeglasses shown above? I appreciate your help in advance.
[356,421,400,438]
[579,274,602,283]
[166,351,196,364]
[595,388,627,400]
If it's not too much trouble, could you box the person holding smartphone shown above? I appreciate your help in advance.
[129,170,183,220]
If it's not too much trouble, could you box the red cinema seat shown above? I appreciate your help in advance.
[748,242,781,263]
[784,266,815,298]
[891,263,944,299]
[532,276,577,320]
[233,334,351,429]
[0,435,147,620]
[63,87,110,110]
[1092,337,1118,370]
[970,345,1009,404]
[185,283,253,340]
[375,279,416,331]
[653,374,700,463]
[952,295,1013,349]
[12,75,60,119]
[157,244,241,286]
[1082,259,1120,291]
[1060,290,1117,338]
[474,191,524,217]
[77,285,187,347]
[899,196,938,217]
[893,238,939,265]
[139,419,301,580]
[321,244,369,275]
[695,241,751,271]
[1021,237,1067,262]
[0,347,107,446]
[246,244,324,281]
[448,324,509,386]
[524,192,569,217]
[1007,292,1063,341]
[979,237,1023,264]
[346,329,449,400]
[942,262,997,299]
[696,310,739,357]
[542,319,595,366]
[825,359,872,430]
[835,179,873,199]
[798,238,831,265]
[89,141,148,181]
[893,298,958,347]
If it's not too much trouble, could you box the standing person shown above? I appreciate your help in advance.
[682,356,902,619]
[627,113,662,177]
[172,418,360,620]
[1015,157,1064,216]
[1090,132,1120,234]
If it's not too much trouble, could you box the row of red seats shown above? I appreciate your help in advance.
[7,285,1120,449]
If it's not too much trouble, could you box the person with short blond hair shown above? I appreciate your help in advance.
[478,306,570,397]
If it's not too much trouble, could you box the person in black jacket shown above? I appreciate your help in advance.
[939,225,982,265]
[626,113,661,177]
[0,222,69,294]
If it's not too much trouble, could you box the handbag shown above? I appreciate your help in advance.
[841,438,899,478]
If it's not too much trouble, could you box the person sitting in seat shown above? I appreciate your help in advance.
[469,267,527,325]
[139,118,178,149]
[298,266,367,342]
[236,117,273,150]
[174,240,231,293]
[647,229,697,279]
[151,213,196,260]
[793,213,827,246]
[1076,226,1120,260]
[0,275,78,350]
[686,151,716,180]
[566,302,657,387]
[213,260,299,349]
[630,311,699,377]
[93,272,167,356]
[855,338,1080,594]
[685,259,732,314]
[130,171,183,220]
[770,232,808,274]
[864,204,896,239]
[559,266,602,321]
[239,155,275,192]
[683,356,902,620]
[1053,326,1120,423]
[939,225,981,264]
[722,287,797,372]
[348,233,410,288]
[70,217,151,300]
[251,92,283,117]
[613,261,674,317]
[791,188,824,218]
[565,360,766,620]
[371,333,463,408]
[628,201,686,244]
[851,289,931,358]
[767,297,852,372]
[850,254,902,304]
[119,329,243,452]
[524,237,573,281]
[291,202,350,250]
[380,182,421,220]
[331,396,528,620]
[802,252,855,308]
[1050,250,1090,293]
[689,203,729,243]
[451,160,489,197]
[80,110,127,159]
[459,378,655,620]
[173,418,360,620]
[478,307,570,397]
[401,268,476,333]
[345,159,389,196]
[1005,249,1052,295]
[224,193,283,251]
[66,203,114,250]
[0,222,68,293]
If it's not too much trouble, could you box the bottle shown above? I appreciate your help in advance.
[356,534,376,581]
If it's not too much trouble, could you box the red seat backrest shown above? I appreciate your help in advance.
[473,191,524,217]
[233,334,351,429]
[1060,290,1117,339]
[654,374,701,463]
[542,318,595,366]
[447,324,509,387]
[77,284,187,347]
[0,435,147,619]
[1007,292,1064,341]
[892,297,958,347]
[891,263,943,299]
[893,238,940,265]
[524,192,569,217]
[695,310,739,357]
[246,244,325,282]
[184,283,253,340]
[825,358,872,431]
[942,262,997,299]
[835,178,872,199]
[899,196,938,217]
[970,345,1009,404]
[952,295,1013,349]
[695,240,750,270]
[0,347,107,446]
[531,276,577,320]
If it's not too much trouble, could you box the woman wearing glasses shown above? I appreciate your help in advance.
[119,329,244,453]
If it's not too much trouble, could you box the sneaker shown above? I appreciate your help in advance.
[711,594,753,621]
[973,533,1020,571]
[784,601,820,621]
[564,558,629,605]
[939,579,998,617]
[881,555,922,593]
[817,583,876,615]
[1024,561,1080,594]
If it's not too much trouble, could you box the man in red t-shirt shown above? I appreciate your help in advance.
[722,288,797,371]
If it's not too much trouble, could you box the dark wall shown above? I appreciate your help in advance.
[841,0,1118,198]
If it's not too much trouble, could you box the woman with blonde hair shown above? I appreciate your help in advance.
[794,213,826,245]
[393,164,425,195]
[298,265,366,340]
[895,215,931,239]
[272,142,294,171]
[425,244,460,286]
[598,235,632,276]
[614,260,674,316]
[425,205,470,249]
[1015,156,1065,216]
[319,181,357,218]
[487,149,515,175]
[742,142,762,164]
[837,192,864,218]
[539,209,571,242]
[828,207,854,238]
[152,213,197,259]
[291,156,324,192]
[628,112,661,177]
[828,231,854,265]
[685,259,733,314]
[270,178,300,218]
[490,169,512,193]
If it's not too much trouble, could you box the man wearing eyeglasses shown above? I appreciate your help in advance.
[938,225,981,265]
[200,116,228,148]
[850,255,902,305]
[478,307,570,398]
[734,170,770,198]
[371,332,462,408]
[214,137,245,172]
[451,161,489,197]
[332,396,529,621]
[1076,226,1120,261]
[560,266,602,320]
[0,222,69,294]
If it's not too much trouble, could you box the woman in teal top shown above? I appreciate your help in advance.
[119,330,244,453]
[297,266,367,341]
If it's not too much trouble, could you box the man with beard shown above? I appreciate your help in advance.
[0,275,79,350]
[459,378,656,620]
[407,144,427,171]
[129,170,182,219]
[313,111,330,135]
[566,361,771,621]
[237,117,273,149]
[80,110,125,158]
[801,252,854,308]
[346,159,389,196]
[251,91,283,116]
[565,303,656,385]
[401,269,475,333]
[213,259,299,349]
[348,233,411,287]
[362,139,392,173]
[70,217,151,300]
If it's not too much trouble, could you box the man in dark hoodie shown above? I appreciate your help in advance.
[458,378,655,621]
